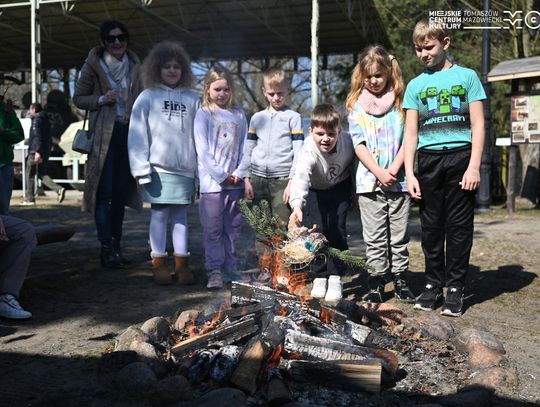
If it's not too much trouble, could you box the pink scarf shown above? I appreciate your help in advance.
[358,87,395,116]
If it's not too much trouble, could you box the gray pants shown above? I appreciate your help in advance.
[0,215,36,297]
[358,191,410,277]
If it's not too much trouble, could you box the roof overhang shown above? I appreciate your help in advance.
[488,56,540,82]
[0,0,390,71]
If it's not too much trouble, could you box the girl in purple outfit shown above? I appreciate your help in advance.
[194,65,248,289]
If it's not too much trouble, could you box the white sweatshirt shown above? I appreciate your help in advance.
[194,106,248,193]
[289,133,354,209]
[128,84,200,179]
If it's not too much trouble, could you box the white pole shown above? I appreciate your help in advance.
[311,0,319,108]
[31,0,42,103]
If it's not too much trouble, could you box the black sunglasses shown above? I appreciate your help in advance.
[104,34,128,44]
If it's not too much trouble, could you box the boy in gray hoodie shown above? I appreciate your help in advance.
[238,67,304,224]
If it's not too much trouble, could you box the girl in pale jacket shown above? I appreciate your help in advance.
[73,20,142,270]
[194,65,248,289]
[128,41,199,285]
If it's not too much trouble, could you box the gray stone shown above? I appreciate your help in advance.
[130,341,168,377]
[99,350,139,372]
[115,326,151,351]
[402,313,454,341]
[115,362,158,398]
[149,375,192,406]
[469,366,519,390]
[468,344,507,370]
[453,328,505,355]
[174,309,201,331]
[176,387,247,407]
[141,316,171,343]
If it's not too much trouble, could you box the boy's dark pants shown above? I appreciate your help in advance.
[303,177,352,275]
[417,146,475,289]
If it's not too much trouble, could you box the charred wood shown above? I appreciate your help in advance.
[231,336,270,394]
[171,316,258,356]
[283,330,397,377]
[286,359,382,393]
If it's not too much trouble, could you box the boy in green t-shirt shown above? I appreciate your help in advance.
[403,18,486,317]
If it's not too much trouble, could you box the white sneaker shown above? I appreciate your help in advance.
[0,294,32,320]
[324,275,343,303]
[310,278,327,298]
[206,271,223,289]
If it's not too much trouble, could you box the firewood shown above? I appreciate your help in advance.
[286,359,382,393]
[34,224,75,245]
[283,330,397,377]
[267,376,293,406]
[231,281,298,305]
[171,317,258,356]
[230,336,269,394]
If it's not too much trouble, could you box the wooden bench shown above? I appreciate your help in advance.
[34,224,75,246]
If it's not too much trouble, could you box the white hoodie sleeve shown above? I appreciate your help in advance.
[289,142,316,209]
[194,109,228,184]
[232,110,248,179]
[128,91,152,179]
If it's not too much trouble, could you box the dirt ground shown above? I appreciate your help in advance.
[1,190,539,407]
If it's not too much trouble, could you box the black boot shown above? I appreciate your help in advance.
[101,240,124,269]
[366,275,385,303]
[112,237,131,266]
[393,275,416,303]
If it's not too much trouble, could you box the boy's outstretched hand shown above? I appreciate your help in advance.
[407,175,422,200]
[460,167,480,190]
[290,207,303,224]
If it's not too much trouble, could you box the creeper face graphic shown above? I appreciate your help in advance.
[451,85,466,113]
[439,89,451,114]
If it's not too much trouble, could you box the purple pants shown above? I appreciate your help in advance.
[199,189,243,275]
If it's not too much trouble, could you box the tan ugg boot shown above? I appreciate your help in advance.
[174,254,196,285]
[151,254,172,285]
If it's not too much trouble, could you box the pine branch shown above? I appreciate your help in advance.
[238,199,288,244]
[325,247,372,272]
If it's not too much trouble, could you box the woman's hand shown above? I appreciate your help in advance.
[103,89,117,105]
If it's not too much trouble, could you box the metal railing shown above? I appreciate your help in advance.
[14,144,84,198]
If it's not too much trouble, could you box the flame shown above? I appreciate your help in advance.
[320,307,334,324]
[265,343,284,373]
[186,320,198,338]
[200,304,225,335]
[184,304,225,338]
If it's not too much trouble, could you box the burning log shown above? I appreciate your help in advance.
[224,299,274,321]
[230,336,270,394]
[283,330,398,377]
[285,360,382,393]
[231,282,376,346]
[231,281,299,306]
[171,316,258,356]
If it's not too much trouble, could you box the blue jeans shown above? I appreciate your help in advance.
[0,164,14,215]
[94,122,131,243]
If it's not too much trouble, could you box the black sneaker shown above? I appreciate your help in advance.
[414,284,443,311]
[441,286,464,317]
[366,287,384,303]
[393,278,416,303]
